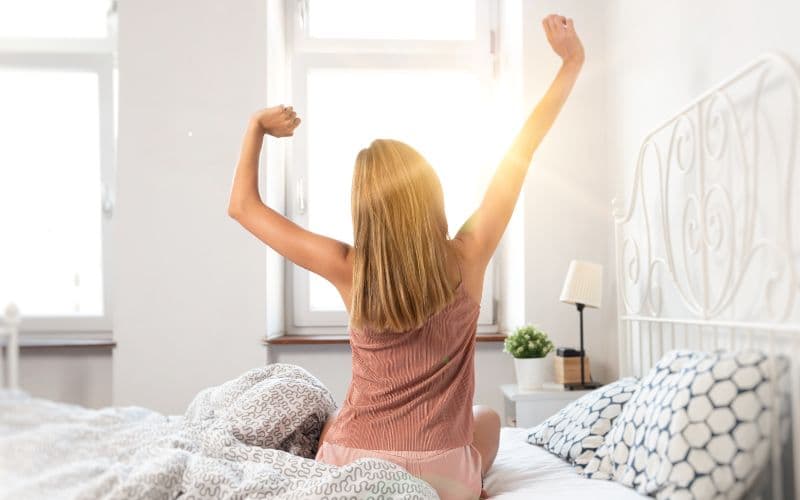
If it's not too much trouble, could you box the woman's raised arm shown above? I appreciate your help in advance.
[228,106,352,289]
[456,14,584,266]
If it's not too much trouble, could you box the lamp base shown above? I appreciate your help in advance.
[564,381,602,391]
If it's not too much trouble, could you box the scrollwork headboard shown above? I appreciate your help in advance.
[612,52,800,499]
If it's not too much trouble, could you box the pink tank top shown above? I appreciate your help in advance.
[323,269,481,452]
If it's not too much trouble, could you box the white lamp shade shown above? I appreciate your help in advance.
[560,260,603,308]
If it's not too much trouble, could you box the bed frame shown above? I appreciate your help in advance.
[0,303,20,390]
[613,52,800,499]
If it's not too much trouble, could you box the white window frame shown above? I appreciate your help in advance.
[0,34,116,335]
[285,0,500,334]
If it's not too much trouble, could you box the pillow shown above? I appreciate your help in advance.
[583,350,787,500]
[527,377,639,471]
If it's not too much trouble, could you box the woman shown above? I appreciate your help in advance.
[228,14,584,500]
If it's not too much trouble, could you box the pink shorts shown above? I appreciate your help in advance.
[316,441,483,500]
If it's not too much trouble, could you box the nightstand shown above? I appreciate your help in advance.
[501,384,593,428]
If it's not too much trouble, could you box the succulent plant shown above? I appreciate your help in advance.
[503,325,554,359]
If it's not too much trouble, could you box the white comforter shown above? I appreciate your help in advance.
[0,364,437,500]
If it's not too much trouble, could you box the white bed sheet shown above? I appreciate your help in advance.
[484,427,647,499]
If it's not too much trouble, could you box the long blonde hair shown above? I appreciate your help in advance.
[350,139,455,333]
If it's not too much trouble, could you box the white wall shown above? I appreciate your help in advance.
[112,0,269,414]
[520,1,617,383]
[15,348,111,407]
[606,0,800,200]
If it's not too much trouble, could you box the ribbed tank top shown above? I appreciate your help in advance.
[323,275,481,452]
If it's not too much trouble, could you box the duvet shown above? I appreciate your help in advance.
[0,364,438,499]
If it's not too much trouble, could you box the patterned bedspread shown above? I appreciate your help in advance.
[0,364,438,499]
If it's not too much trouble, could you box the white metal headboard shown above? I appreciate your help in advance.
[613,52,800,499]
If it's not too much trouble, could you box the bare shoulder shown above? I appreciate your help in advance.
[449,236,486,304]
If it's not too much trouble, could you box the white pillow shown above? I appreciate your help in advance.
[527,377,639,471]
[583,350,787,500]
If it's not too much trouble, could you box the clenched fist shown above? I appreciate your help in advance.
[542,14,584,66]
[252,105,302,138]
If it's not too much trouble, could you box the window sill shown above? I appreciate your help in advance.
[264,333,507,346]
[0,338,116,349]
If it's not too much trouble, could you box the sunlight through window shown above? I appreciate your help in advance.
[306,68,490,311]
[0,69,104,315]
[289,0,499,328]
[0,0,109,38]
[307,0,476,41]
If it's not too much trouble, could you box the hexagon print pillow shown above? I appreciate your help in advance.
[582,350,786,500]
[527,377,639,471]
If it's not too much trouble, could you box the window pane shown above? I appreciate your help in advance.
[0,68,104,316]
[0,0,109,38]
[305,68,497,311]
[307,0,476,40]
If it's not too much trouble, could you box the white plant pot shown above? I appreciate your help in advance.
[514,357,548,391]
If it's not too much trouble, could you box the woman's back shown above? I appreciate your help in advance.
[323,276,480,451]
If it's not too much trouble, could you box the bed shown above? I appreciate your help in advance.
[2,52,799,499]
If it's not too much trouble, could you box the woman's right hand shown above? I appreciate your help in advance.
[542,14,584,66]
[251,105,301,138]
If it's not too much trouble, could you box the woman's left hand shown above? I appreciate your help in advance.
[252,105,302,137]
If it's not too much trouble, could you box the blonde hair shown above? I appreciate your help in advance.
[350,139,455,333]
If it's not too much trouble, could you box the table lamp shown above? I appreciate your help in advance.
[559,260,603,389]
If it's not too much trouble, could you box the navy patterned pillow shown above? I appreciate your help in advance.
[583,350,788,500]
[527,377,639,471]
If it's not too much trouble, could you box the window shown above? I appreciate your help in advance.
[305,0,477,41]
[287,0,503,332]
[0,1,116,332]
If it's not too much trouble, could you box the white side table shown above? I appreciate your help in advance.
[501,384,592,428]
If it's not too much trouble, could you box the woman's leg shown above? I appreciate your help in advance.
[472,405,501,476]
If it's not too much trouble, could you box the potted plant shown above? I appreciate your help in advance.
[503,325,554,391]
